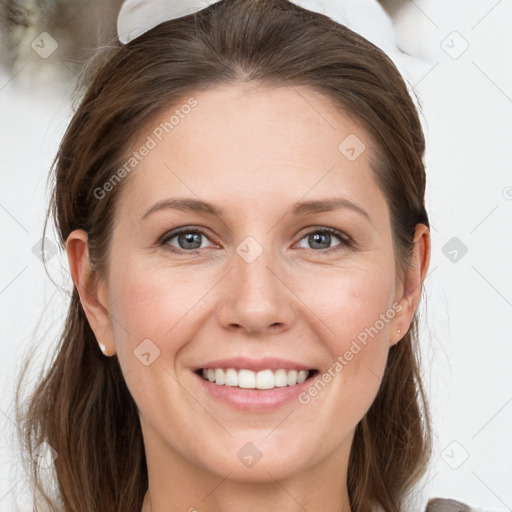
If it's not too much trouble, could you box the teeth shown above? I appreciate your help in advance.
[200,368,311,389]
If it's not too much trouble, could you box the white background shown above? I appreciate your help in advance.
[0,1,511,511]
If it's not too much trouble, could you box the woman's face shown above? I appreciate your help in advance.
[71,84,427,486]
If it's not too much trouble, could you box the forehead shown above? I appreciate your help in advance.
[116,84,383,221]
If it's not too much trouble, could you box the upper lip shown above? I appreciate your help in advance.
[192,357,316,372]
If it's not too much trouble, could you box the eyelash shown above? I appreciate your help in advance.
[158,226,353,255]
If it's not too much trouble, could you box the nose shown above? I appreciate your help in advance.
[216,239,296,335]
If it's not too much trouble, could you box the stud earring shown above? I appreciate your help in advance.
[99,343,108,356]
[397,329,401,335]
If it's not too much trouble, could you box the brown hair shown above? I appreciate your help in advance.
[15,1,432,511]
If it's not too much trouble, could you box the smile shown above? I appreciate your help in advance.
[196,368,319,389]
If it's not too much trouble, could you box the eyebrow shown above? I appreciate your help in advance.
[140,197,371,223]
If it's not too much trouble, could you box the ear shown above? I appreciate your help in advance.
[390,223,431,346]
[65,229,115,356]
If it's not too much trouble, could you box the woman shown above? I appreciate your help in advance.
[14,1,490,511]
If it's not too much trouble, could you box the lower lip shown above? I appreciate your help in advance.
[192,370,318,412]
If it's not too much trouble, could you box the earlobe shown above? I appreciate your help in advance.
[65,229,115,356]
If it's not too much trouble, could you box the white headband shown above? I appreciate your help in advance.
[116,0,423,85]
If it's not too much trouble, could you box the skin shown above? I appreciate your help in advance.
[66,84,430,512]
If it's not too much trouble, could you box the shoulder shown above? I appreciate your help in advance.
[425,497,500,512]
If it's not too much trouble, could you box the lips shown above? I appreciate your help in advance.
[189,356,320,411]
[191,356,315,373]
[192,366,320,412]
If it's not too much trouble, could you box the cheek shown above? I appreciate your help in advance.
[106,258,200,363]
[108,249,397,364]
[106,261,203,418]
[303,259,396,351]
[295,261,396,421]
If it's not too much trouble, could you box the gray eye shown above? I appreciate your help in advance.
[297,230,344,250]
[164,230,211,251]
[176,232,203,250]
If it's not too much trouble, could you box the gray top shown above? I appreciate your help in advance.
[426,498,494,512]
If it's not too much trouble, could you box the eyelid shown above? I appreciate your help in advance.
[158,226,217,250]
[296,225,351,243]
[158,225,353,253]
[294,226,352,252]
